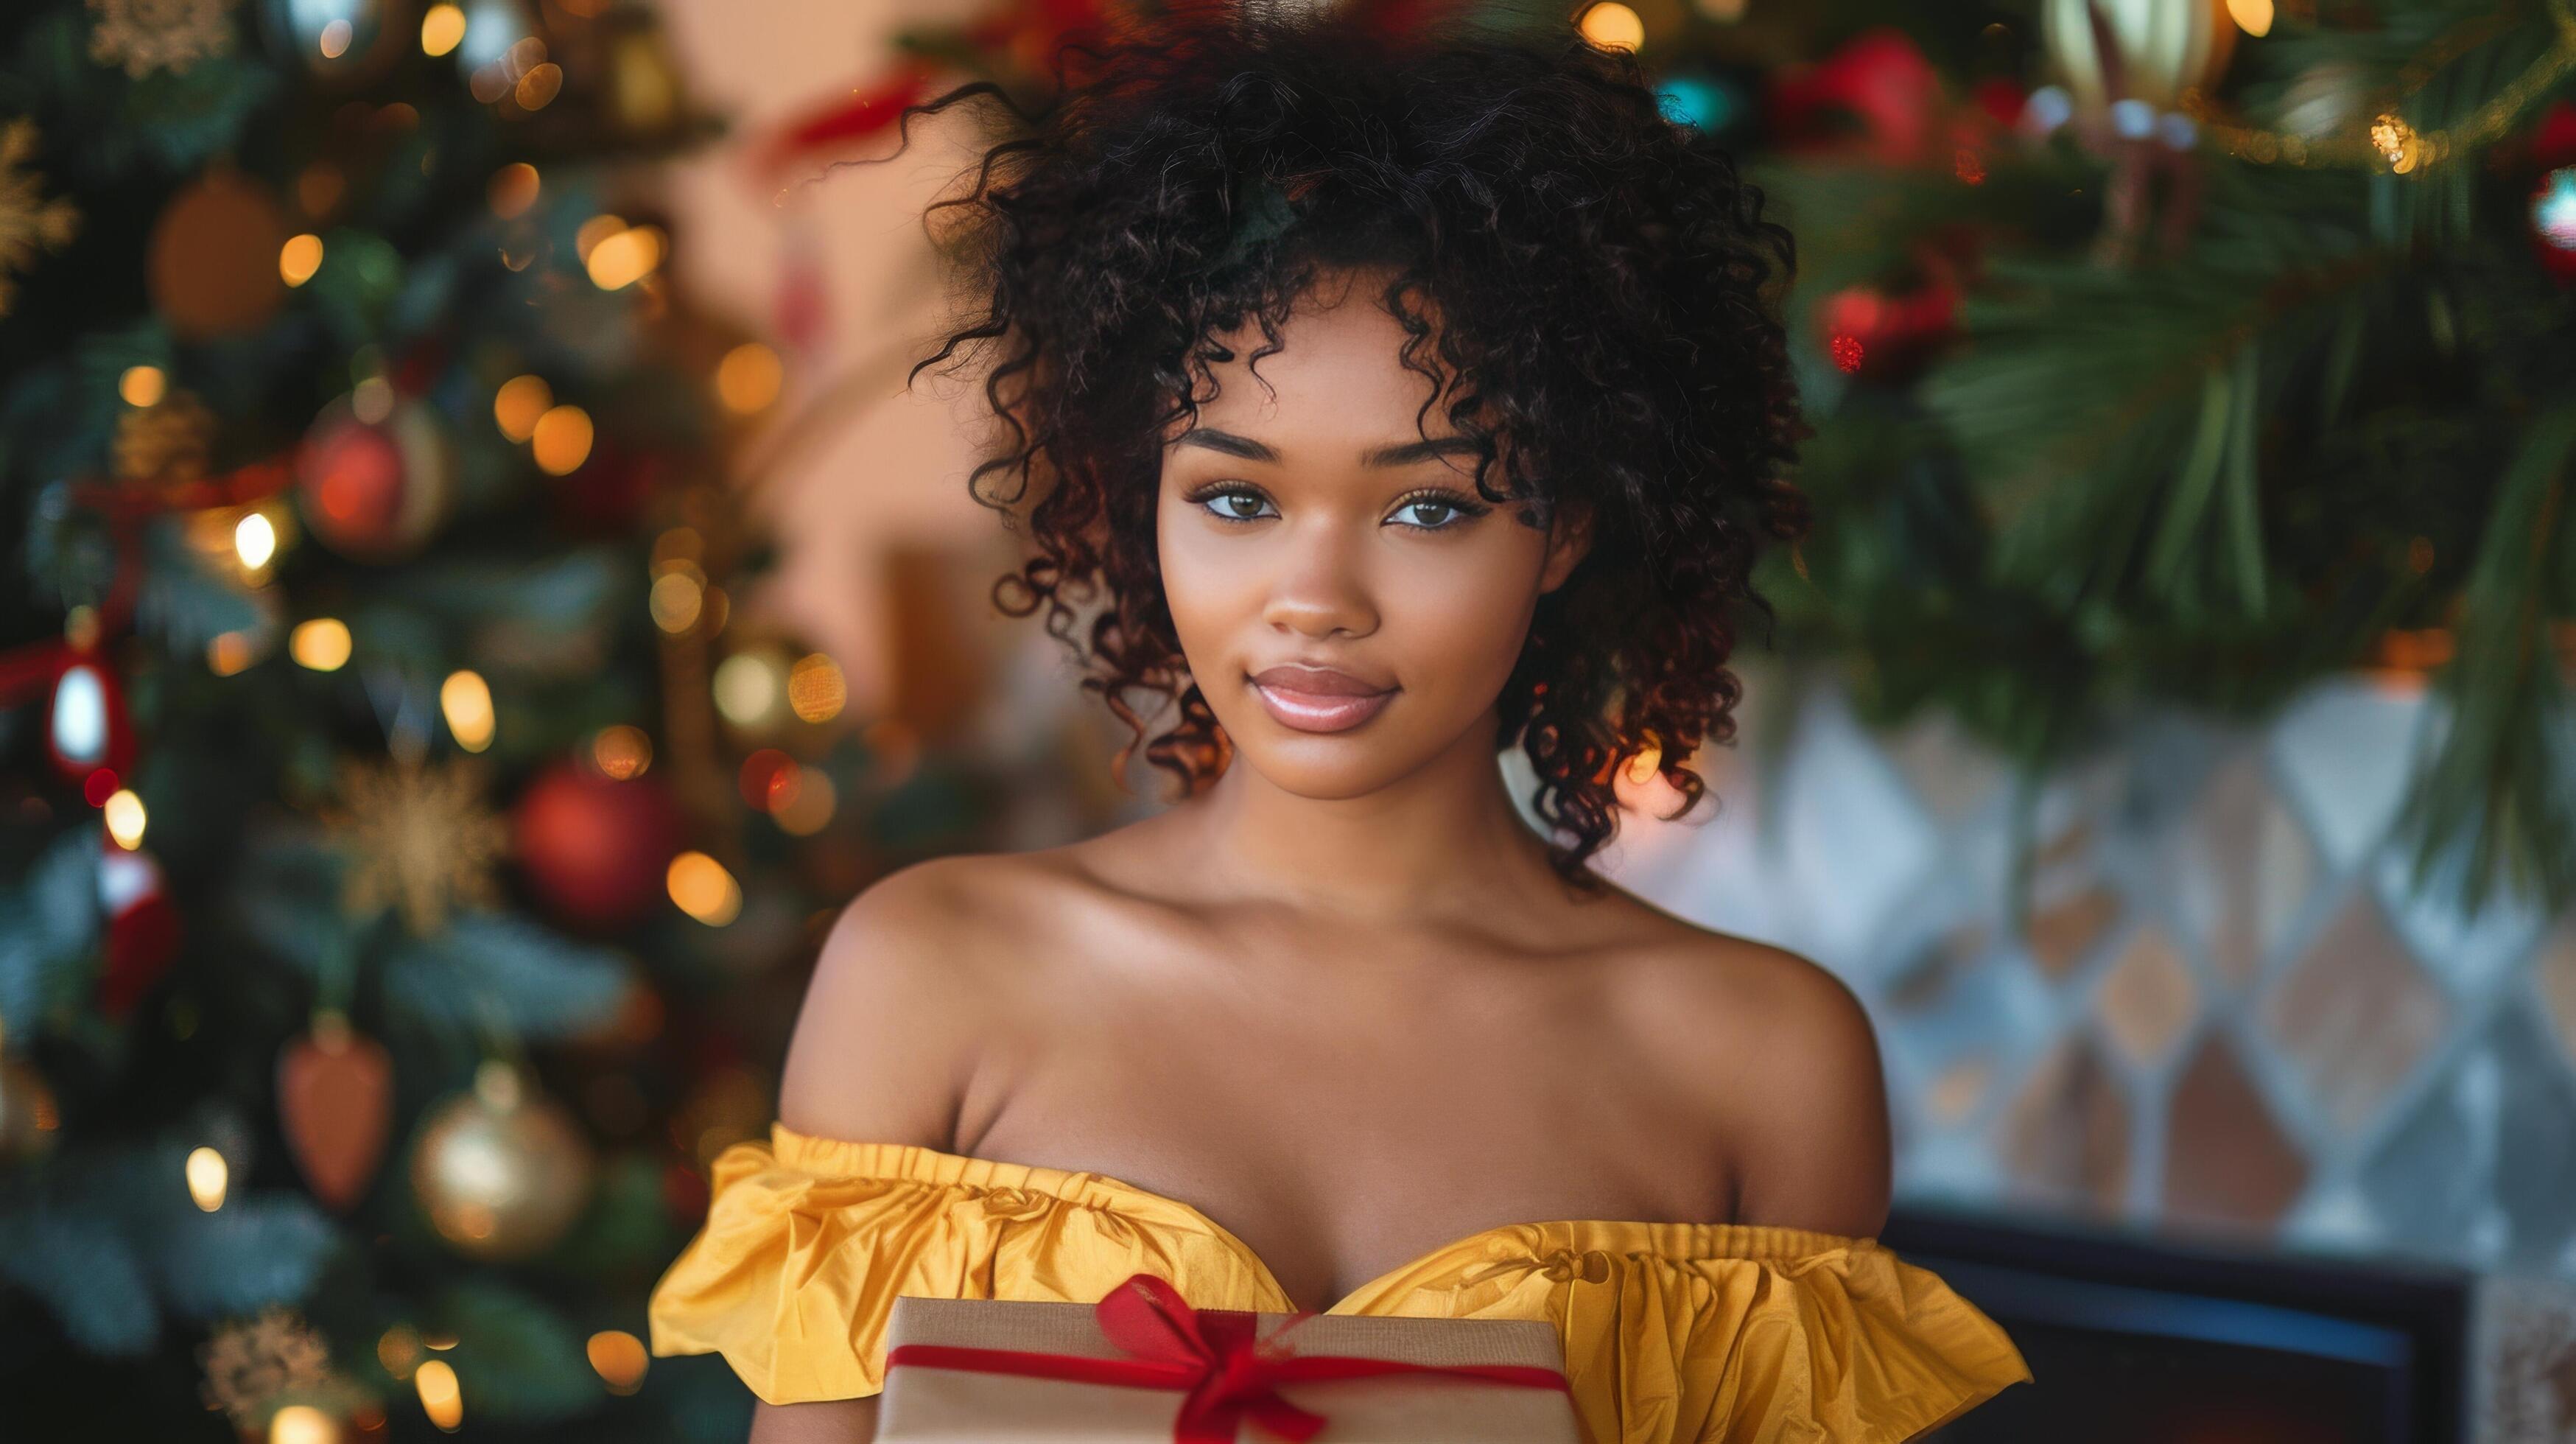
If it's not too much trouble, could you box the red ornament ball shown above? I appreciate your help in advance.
[512,761,685,930]
[295,398,454,561]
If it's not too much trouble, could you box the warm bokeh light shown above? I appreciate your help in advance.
[585,225,664,290]
[103,788,147,849]
[119,365,166,408]
[586,1330,649,1394]
[291,617,353,670]
[351,375,394,425]
[317,18,352,58]
[667,851,742,926]
[574,213,626,262]
[773,766,836,836]
[207,631,260,676]
[530,404,594,474]
[415,1358,463,1431]
[1579,2,1644,52]
[280,233,325,287]
[715,343,784,414]
[186,1146,227,1210]
[515,61,564,111]
[591,723,653,779]
[269,1403,339,1444]
[377,1324,421,1380]
[441,670,495,752]
[712,651,782,728]
[421,2,466,57]
[787,652,847,723]
[2227,0,2273,37]
[234,511,278,569]
[493,374,551,441]
[648,568,703,634]
[487,161,541,219]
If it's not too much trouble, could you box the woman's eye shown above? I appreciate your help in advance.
[1391,497,1462,530]
[1202,491,1275,522]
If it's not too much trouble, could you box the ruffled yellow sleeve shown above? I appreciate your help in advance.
[644,1126,1282,1405]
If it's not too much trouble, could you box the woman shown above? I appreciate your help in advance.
[650,7,2032,1440]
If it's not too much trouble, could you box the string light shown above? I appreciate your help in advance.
[715,343,783,414]
[291,618,353,671]
[421,3,466,57]
[530,404,593,474]
[586,1331,649,1395]
[487,162,540,220]
[667,852,742,925]
[234,512,277,569]
[186,1146,227,1210]
[441,670,495,752]
[118,365,166,407]
[415,1358,463,1431]
[280,234,325,287]
[104,788,147,849]
[787,653,846,723]
[493,374,551,441]
[1577,1,1643,52]
[585,225,665,290]
[268,1404,339,1444]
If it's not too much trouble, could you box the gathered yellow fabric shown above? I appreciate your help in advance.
[648,1124,2033,1444]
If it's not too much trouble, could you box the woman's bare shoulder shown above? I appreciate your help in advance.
[774,848,1098,1149]
[1590,891,1892,1236]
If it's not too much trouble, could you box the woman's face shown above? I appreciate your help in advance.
[1157,269,1590,801]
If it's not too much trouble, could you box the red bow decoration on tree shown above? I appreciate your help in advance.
[883,1272,1573,1443]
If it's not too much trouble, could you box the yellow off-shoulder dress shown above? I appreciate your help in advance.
[648,1124,2033,1444]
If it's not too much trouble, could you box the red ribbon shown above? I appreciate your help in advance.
[884,1272,1571,1443]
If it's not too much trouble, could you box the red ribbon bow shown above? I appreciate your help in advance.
[883,1271,1572,1443]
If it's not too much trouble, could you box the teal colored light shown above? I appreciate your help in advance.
[2536,167,2576,250]
[1655,76,1738,133]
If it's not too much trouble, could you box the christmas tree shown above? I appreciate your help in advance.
[0,0,1022,1437]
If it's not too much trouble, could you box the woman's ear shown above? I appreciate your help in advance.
[1538,500,1594,595]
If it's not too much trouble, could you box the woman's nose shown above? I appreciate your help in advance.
[1259,525,1379,639]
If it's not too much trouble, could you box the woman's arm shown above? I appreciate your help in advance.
[751,1397,880,1444]
[745,858,997,1443]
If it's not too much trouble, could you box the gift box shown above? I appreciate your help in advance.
[877,1272,1587,1443]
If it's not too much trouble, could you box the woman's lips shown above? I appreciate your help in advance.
[1247,676,1396,733]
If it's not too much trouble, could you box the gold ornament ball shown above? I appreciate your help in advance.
[2041,0,2238,114]
[410,1065,594,1260]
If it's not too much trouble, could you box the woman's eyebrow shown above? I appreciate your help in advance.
[1168,428,1481,468]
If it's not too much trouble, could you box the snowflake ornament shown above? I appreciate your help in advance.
[88,0,239,80]
[323,753,512,936]
[0,120,77,318]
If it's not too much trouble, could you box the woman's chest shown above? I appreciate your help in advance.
[952,935,1735,1312]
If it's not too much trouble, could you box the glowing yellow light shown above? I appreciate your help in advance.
[487,162,541,220]
[493,374,551,441]
[712,651,782,728]
[415,1358,463,1431]
[234,511,278,570]
[584,225,664,291]
[667,851,742,926]
[280,233,325,287]
[208,631,259,676]
[186,1146,227,1210]
[441,670,496,752]
[649,570,703,634]
[787,652,846,723]
[715,343,784,415]
[104,788,147,849]
[531,404,594,474]
[574,214,627,262]
[587,1330,650,1394]
[119,365,166,408]
[591,724,653,779]
[2226,0,2273,37]
[421,2,466,57]
[291,617,353,671]
[773,766,836,836]
[269,1403,340,1444]
[1578,2,1644,52]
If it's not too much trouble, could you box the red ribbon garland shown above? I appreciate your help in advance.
[884,1272,1570,1444]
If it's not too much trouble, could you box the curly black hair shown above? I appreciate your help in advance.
[888,1,1811,889]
